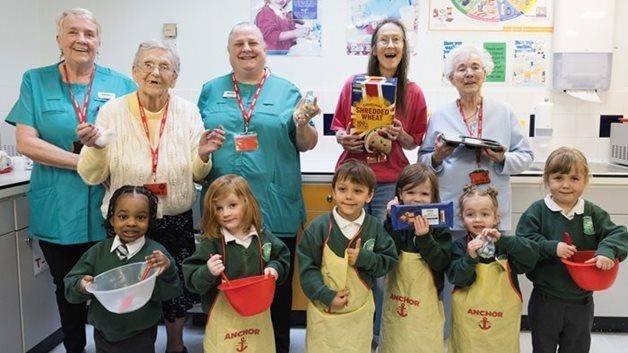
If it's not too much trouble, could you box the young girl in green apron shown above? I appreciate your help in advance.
[379,163,452,353]
[517,147,628,353]
[297,160,398,353]
[182,174,290,353]
[448,185,538,353]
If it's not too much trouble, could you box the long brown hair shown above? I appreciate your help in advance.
[201,174,263,239]
[367,18,409,112]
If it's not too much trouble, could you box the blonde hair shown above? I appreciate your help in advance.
[458,184,500,225]
[201,174,263,239]
[543,147,590,185]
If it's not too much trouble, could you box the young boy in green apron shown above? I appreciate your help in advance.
[297,159,398,353]
[448,185,538,353]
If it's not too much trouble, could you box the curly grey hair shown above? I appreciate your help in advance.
[132,40,181,76]
[443,44,494,80]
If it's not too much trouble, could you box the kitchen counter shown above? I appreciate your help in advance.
[0,169,30,199]
[303,162,628,182]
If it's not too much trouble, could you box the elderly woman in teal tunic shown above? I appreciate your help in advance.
[4,8,135,353]
[196,22,318,353]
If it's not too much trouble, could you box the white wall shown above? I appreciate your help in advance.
[1,0,626,171]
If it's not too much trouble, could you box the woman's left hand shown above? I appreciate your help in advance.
[145,250,171,274]
[198,127,225,162]
[482,148,506,163]
[380,119,404,141]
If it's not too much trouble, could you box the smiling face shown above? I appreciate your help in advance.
[56,15,100,67]
[460,195,498,235]
[110,193,150,244]
[449,53,486,97]
[132,48,177,100]
[214,192,247,236]
[399,181,434,205]
[546,166,588,210]
[228,25,266,80]
[373,22,405,77]
[332,178,374,221]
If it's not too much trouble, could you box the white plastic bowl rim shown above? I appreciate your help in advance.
[85,262,159,295]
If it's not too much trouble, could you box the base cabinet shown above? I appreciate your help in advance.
[0,232,23,353]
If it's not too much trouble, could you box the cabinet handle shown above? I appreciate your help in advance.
[24,236,32,248]
[325,194,333,203]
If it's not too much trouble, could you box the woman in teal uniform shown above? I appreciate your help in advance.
[4,8,135,353]
[197,22,319,353]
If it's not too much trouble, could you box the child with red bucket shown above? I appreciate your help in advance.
[182,174,290,353]
[517,146,628,353]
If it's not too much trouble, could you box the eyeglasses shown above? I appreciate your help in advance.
[377,37,403,46]
[138,61,173,73]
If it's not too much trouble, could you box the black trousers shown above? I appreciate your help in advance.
[528,289,594,353]
[270,236,296,353]
[94,325,157,353]
[39,239,97,353]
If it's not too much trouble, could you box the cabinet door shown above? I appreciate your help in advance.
[0,232,23,353]
[16,229,60,351]
[0,197,15,235]
[13,194,29,231]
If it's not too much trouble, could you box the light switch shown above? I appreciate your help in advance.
[163,23,177,38]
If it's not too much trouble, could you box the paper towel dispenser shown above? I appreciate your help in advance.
[553,53,612,90]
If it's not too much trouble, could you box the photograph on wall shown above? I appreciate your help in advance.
[429,0,553,32]
[441,40,506,84]
[511,39,550,86]
[346,0,420,55]
[251,0,322,56]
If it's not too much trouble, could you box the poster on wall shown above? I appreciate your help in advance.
[251,0,322,56]
[346,0,420,55]
[429,0,553,32]
[511,39,550,86]
[441,40,507,84]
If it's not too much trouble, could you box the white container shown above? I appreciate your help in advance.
[86,262,159,314]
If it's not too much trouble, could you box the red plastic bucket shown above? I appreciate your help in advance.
[561,250,619,291]
[218,274,276,316]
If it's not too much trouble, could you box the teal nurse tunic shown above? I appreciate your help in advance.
[5,63,136,245]
[197,73,309,237]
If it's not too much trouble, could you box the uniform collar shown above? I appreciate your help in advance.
[332,207,366,229]
[222,227,258,248]
[110,235,146,259]
[544,194,585,220]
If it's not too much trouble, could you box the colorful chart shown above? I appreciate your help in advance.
[429,0,553,32]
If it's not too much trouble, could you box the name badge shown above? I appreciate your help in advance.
[234,133,259,152]
[222,90,237,98]
[144,182,168,197]
[97,92,116,100]
[469,169,491,185]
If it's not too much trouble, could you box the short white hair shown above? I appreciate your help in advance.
[443,44,494,79]
[56,8,101,38]
[133,40,181,76]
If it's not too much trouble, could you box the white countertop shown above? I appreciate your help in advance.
[0,169,30,199]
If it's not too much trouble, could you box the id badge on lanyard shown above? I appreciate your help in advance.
[137,92,170,196]
[232,69,268,153]
[460,99,490,186]
[63,63,94,154]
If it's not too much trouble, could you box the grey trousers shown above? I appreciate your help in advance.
[94,325,157,353]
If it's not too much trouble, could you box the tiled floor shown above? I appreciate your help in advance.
[50,324,628,353]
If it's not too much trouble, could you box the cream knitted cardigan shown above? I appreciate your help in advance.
[78,93,211,218]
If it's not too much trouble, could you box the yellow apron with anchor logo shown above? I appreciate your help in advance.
[379,251,445,353]
[203,237,275,353]
[449,257,522,353]
[305,220,375,353]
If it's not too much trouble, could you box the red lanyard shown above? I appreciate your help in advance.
[231,69,269,132]
[459,99,484,164]
[136,92,169,177]
[62,62,95,124]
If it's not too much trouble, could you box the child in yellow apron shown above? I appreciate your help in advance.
[447,185,539,353]
[379,163,452,353]
[297,161,398,353]
[182,175,291,353]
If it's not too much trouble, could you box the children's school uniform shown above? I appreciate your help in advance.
[517,196,628,353]
[297,210,397,353]
[378,218,452,353]
[182,228,290,353]
[447,233,538,353]
[64,236,181,352]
